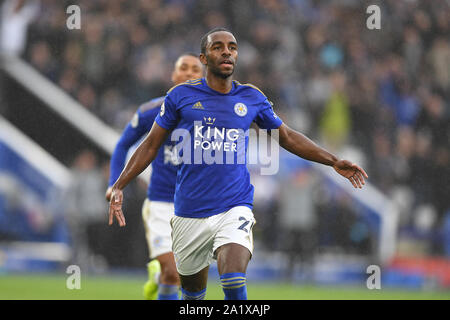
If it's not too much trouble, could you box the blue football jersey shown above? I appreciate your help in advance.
[109,96,178,203]
[155,78,283,218]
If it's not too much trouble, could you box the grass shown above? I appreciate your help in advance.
[0,272,449,300]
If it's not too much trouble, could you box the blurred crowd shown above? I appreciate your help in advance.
[2,0,449,257]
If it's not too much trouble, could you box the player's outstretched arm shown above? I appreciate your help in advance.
[108,122,170,227]
[106,123,147,201]
[277,123,368,188]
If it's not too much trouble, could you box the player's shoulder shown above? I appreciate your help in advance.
[167,78,203,95]
[139,96,165,114]
[233,80,267,99]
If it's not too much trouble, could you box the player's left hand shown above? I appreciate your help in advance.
[108,188,126,227]
[333,160,368,189]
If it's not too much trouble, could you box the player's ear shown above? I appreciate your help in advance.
[199,53,207,66]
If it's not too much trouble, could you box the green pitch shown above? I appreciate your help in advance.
[0,273,449,300]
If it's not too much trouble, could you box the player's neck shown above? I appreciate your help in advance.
[205,73,233,94]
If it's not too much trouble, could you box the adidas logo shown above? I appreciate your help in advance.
[192,101,204,109]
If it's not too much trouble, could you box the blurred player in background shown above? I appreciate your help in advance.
[108,28,368,300]
[106,53,204,300]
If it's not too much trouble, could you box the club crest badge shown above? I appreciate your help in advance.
[234,103,247,117]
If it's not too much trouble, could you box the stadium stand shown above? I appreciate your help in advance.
[0,0,449,287]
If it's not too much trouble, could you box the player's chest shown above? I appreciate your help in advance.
[178,96,257,128]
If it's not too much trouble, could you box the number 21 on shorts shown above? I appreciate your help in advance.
[238,216,254,233]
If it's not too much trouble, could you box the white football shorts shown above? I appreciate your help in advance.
[141,199,175,259]
[170,206,256,276]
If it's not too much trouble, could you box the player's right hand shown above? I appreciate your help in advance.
[105,187,113,202]
[108,188,126,227]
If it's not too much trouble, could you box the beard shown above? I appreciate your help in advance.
[211,67,234,79]
[207,56,235,79]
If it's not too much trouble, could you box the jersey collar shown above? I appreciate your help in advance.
[202,77,236,95]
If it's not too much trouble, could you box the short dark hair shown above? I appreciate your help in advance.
[200,27,233,54]
[179,52,198,58]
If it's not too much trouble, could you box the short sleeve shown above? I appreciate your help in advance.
[253,99,283,129]
[138,106,160,129]
[155,94,178,130]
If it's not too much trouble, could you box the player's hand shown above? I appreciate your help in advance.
[108,188,126,227]
[333,160,368,189]
[105,187,113,202]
